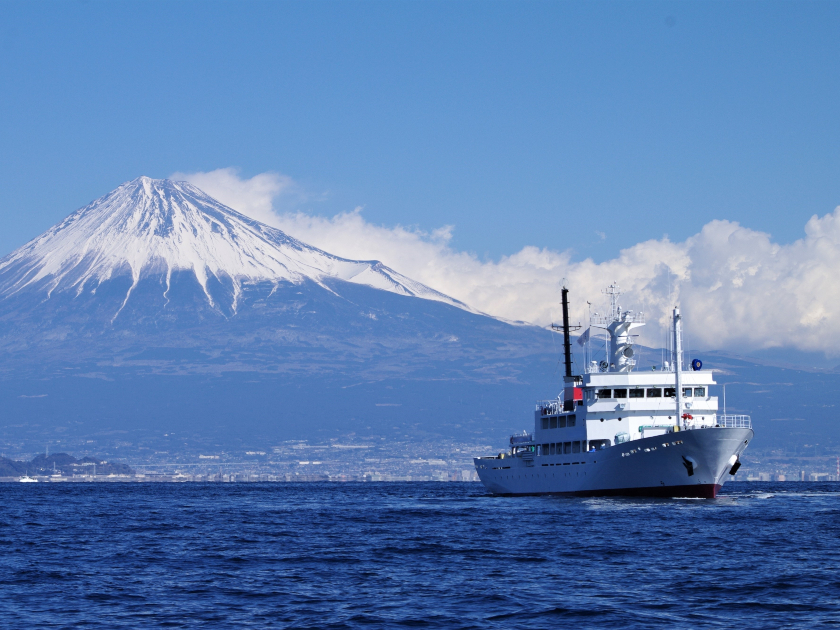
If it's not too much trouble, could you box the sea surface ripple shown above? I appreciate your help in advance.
[0,482,838,629]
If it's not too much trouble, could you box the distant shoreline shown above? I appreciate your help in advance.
[0,475,481,483]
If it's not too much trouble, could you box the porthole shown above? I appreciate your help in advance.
[600,418,604,422]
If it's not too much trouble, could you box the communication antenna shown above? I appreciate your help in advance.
[722,383,726,418]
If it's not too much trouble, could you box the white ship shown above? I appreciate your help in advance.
[474,285,752,498]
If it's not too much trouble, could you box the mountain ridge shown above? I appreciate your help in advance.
[0,176,471,319]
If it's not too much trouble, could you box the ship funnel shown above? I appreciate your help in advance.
[561,287,573,379]
[551,287,581,380]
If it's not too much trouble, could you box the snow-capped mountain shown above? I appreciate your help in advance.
[0,176,558,447]
[0,176,467,318]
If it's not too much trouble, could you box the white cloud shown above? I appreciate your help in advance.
[173,168,840,356]
[171,167,296,227]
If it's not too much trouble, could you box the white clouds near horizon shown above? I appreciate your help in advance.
[174,168,840,356]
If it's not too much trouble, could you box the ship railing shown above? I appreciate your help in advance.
[590,313,645,326]
[717,415,752,429]
[535,400,561,415]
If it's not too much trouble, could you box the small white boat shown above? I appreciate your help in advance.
[19,473,37,483]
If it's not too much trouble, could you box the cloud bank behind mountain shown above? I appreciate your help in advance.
[174,168,840,357]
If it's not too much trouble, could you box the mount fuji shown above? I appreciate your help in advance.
[0,177,467,318]
[0,177,559,447]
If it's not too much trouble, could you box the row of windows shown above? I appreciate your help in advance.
[538,440,611,455]
[540,441,583,455]
[540,414,577,430]
[595,387,706,400]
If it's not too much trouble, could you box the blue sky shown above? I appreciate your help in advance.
[2,0,840,264]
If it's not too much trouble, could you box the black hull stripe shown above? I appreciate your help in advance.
[492,483,722,499]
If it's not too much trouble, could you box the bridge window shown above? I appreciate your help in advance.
[542,443,549,455]
[550,417,558,429]
[563,442,572,454]
[597,389,612,399]
[614,389,627,398]
[629,388,644,398]
[694,387,706,397]
[541,418,549,430]
[664,388,675,397]
[646,388,662,397]
[558,416,567,428]
[567,415,576,427]
[572,441,581,453]
[682,388,693,397]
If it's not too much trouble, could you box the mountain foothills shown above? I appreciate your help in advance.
[0,177,836,456]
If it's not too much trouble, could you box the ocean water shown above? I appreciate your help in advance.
[0,482,838,629]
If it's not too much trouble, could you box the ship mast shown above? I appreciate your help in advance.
[589,283,644,373]
[673,306,683,429]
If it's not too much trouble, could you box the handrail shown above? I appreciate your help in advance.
[717,414,751,429]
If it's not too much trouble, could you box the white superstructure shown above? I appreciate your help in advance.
[474,284,753,498]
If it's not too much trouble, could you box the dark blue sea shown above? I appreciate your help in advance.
[0,482,838,629]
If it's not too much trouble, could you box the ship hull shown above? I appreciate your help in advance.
[474,427,752,498]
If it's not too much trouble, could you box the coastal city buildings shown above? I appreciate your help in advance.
[0,435,837,483]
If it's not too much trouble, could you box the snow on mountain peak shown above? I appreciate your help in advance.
[0,177,468,317]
